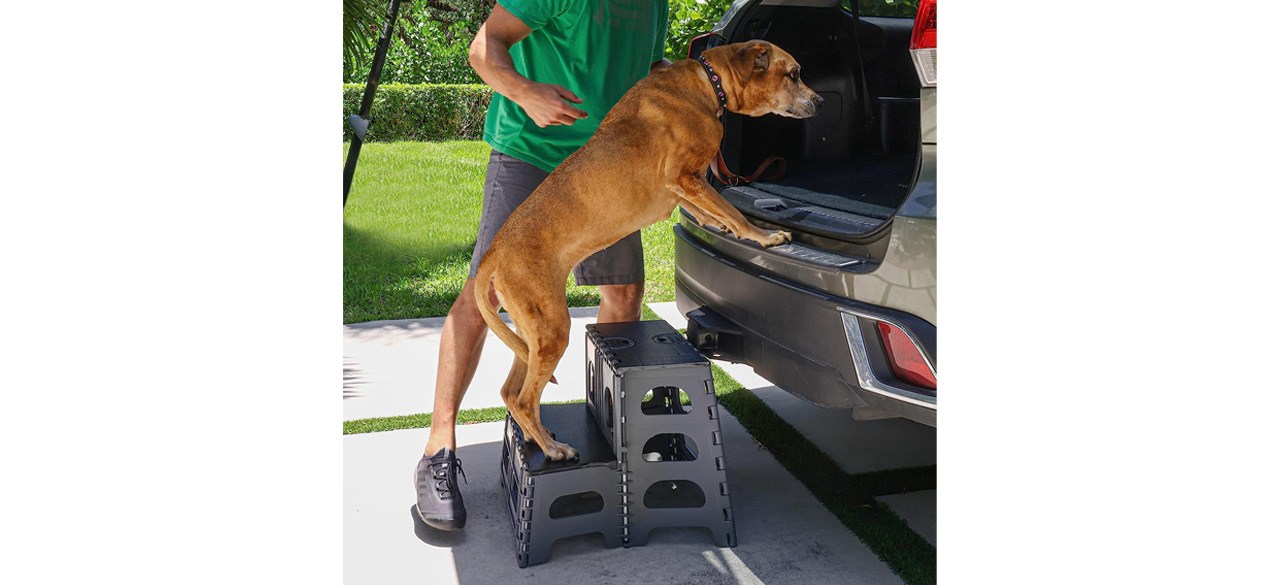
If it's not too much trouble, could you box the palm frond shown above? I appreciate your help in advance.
[344,0,387,69]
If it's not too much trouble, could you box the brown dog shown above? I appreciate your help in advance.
[475,41,822,460]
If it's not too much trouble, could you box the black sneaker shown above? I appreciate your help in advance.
[414,448,468,530]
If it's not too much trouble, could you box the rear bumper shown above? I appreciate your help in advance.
[674,223,936,427]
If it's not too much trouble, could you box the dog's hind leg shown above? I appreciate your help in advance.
[499,356,526,409]
[506,291,578,461]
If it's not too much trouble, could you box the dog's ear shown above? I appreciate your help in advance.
[734,41,772,76]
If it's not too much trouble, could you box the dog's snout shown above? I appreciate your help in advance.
[795,92,822,119]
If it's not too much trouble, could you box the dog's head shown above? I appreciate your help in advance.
[711,41,823,118]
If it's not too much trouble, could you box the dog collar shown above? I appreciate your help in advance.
[697,55,727,113]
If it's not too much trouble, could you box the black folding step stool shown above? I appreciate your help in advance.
[499,320,737,567]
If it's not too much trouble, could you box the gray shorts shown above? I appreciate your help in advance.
[468,150,644,286]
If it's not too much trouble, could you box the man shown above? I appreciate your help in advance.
[414,0,671,531]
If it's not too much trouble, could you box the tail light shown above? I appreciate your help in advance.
[876,321,937,389]
[910,0,937,87]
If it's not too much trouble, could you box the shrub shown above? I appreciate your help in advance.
[665,0,733,60]
[344,0,489,84]
[343,83,492,142]
[346,0,719,82]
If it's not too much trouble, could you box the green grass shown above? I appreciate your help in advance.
[343,401,585,435]
[343,405,508,435]
[708,364,937,585]
[344,141,679,323]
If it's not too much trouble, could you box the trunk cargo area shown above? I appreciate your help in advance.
[716,4,922,234]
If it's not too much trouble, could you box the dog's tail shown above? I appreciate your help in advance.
[474,258,558,384]
[475,259,529,362]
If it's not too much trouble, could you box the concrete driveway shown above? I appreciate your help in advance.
[344,302,936,583]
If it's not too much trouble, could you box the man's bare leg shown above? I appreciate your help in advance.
[423,277,495,455]
[416,277,497,530]
[597,283,644,324]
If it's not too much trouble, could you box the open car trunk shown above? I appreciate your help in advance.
[710,1,922,241]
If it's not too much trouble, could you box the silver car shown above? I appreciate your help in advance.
[677,0,937,426]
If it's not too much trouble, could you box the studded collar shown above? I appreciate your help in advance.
[696,55,727,115]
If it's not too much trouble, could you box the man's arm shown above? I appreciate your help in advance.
[468,5,590,128]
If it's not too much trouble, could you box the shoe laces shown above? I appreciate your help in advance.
[430,457,467,499]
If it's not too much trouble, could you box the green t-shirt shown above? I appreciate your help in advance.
[483,0,670,173]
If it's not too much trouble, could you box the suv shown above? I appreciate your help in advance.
[677,0,937,426]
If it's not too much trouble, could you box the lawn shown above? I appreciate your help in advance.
[344,141,679,324]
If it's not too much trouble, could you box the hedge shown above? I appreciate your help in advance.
[342,83,492,142]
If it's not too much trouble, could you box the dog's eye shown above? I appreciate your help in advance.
[788,70,799,81]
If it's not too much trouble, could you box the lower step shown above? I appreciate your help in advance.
[502,402,737,567]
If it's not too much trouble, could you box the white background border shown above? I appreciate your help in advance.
[3,0,1278,582]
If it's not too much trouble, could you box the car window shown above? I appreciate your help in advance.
[847,0,920,18]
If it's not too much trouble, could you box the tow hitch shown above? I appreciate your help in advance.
[685,307,745,362]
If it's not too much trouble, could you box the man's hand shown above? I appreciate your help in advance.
[469,6,590,127]
[514,82,589,127]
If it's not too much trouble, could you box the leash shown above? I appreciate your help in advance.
[696,55,787,187]
[711,151,787,187]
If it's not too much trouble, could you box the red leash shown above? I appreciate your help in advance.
[710,151,787,187]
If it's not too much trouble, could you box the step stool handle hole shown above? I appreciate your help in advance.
[641,386,692,415]
[640,433,700,462]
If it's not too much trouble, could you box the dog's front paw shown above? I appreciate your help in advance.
[762,230,792,247]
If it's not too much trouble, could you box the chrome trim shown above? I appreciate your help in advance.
[838,305,936,376]
[840,311,937,409]
[920,87,937,145]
